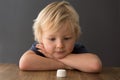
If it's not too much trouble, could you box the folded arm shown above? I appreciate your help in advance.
[19,50,71,70]
[58,53,102,73]
[19,50,102,73]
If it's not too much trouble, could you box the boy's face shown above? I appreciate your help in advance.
[41,24,76,59]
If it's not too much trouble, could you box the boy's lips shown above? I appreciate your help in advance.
[55,51,65,54]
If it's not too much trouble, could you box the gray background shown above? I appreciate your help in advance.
[0,0,120,66]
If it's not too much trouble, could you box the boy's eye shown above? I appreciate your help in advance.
[49,38,56,41]
[64,37,71,40]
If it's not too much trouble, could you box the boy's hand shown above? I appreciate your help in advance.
[36,43,54,58]
[56,55,74,70]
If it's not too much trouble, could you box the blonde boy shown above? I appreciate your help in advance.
[19,1,102,73]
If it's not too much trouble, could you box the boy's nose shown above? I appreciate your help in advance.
[56,41,64,49]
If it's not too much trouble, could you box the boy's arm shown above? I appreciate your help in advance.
[58,53,102,73]
[19,50,70,70]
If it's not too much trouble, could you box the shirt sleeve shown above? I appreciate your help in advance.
[72,43,88,53]
[30,42,45,57]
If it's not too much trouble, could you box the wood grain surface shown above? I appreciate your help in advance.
[0,64,120,80]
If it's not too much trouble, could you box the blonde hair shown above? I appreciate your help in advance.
[33,1,81,43]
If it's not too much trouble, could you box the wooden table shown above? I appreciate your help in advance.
[0,64,120,80]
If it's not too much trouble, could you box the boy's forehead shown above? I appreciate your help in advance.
[42,21,75,35]
[43,21,73,31]
[42,27,74,37]
[43,29,73,35]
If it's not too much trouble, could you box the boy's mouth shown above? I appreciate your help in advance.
[55,51,65,54]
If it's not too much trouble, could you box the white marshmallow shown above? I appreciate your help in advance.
[56,69,67,77]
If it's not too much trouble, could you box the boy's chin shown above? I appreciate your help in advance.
[54,55,67,59]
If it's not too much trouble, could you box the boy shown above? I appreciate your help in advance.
[19,1,102,73]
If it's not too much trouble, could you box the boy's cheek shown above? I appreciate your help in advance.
[67,45,74,52]
[44,45,54,52]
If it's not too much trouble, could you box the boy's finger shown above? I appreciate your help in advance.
[38,50,45,54]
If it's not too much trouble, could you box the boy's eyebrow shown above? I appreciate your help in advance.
[46,32,74,37]
[47,34,73,37]
[46,35,55,37]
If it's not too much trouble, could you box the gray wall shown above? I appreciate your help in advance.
[0,0,120,66]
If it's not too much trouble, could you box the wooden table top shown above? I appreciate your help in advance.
[0,64,120,80]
